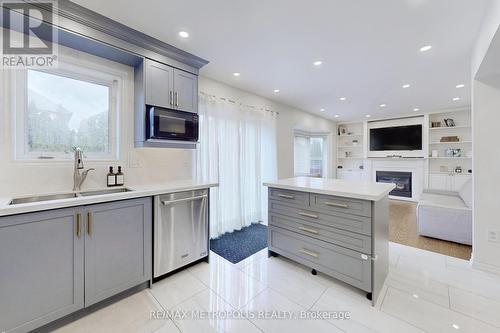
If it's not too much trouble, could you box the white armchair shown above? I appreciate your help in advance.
[416,179,472,245]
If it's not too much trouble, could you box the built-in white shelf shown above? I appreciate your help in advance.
[337,145,363,148]
[429,141,472,145]
[429,125,471,130]
[338,134,363,137]
[429,171,473,175]
[337,157,364,160]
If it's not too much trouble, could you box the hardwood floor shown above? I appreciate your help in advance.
[389,200,472,260]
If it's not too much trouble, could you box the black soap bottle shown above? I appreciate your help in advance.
[107,167,116,187]
[115,166,124,186]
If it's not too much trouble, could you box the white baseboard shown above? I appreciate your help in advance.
[472,259,500,276]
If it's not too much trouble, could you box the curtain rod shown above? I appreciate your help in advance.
[199,91,279,115]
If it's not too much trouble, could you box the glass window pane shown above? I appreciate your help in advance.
[310,137,324,177]
[26,70,110,155]
[294,136,311,176]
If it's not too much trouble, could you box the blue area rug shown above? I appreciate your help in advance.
[210,223,268,264]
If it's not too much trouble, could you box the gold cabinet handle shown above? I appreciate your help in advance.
[299,226,319,234]
[169,91,173,105]
[175,91,179,106]
[87,211,93,236]
[76,213,82,238]
[324,201,349,208]
[299,248,319,258]
[277,194,294,199]
[298,212,319,219]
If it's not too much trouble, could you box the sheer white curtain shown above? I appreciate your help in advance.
[197,93,277,238]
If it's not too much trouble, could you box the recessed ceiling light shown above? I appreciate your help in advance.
[456,84,465,88]
[413,107,420,112]
[379,104,387,108]
[452,324,460,330]
[452,97,460,101]
[339,97,346,101]
[320,108,325,112]
[412,294,419,299]
[273,89,280,93]
[365,114,371,118]
[420,45,432,52]
[402,84,411,88]
[334,114,340,118]
[178,31,189,38]
[233,72,241,77]
[313,60,323,66]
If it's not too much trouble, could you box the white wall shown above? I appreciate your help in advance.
[198,76,337,179]
[471,1,500,272]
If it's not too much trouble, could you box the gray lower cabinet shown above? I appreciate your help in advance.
[0,197,152,333]
[268,188,389,305]
[0,207,84,333]
[84,198,152,306]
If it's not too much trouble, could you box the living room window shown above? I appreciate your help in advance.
[294,132,327,178]
[12,53,121,161]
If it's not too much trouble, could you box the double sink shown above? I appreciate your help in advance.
[9,188,133,205]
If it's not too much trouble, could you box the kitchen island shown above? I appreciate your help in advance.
[264,177,395,305]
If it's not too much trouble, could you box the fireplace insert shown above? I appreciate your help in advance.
[376,171,412,198]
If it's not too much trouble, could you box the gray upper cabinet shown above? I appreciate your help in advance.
[145,59,174,109]
[142,58,198,113]
[84,198,152,306]
[174,69,198,113]
[0,207,84,333]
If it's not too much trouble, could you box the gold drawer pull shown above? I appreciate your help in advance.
[299,248,319,258]
[299,226,319,234]
[298,212,319,219]
[76,213,82,238]
[324,201,349,208]
[87,211,93,236]
[277,194,295,199]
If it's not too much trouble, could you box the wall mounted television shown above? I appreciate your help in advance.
[370,125,422,151]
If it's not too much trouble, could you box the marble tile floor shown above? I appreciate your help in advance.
[54,243,500,333]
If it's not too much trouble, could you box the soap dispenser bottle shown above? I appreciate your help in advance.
[107,167,116,187]
[116,166,124,186]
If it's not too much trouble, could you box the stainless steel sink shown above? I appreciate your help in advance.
[79,188,133,197]
[10,193,79,205]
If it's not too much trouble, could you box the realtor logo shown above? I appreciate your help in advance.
[1,0,58,68]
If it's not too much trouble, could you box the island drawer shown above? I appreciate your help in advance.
[269,200,372,236]
[269,188,309,206]
[269,212,371,254]
[310,194,372,217]
[268,226,372,292]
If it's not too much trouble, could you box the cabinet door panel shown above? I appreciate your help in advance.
[174,69,198,113]
[452,175,471,191]
[145,59,174,108]
[0,208,84,333]
[85,198,152,306]
[429,174,450,190]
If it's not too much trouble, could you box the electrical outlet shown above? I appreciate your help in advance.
[488,230,500,243]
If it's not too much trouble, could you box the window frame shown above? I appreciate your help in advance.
[12,55,121,162]
[293,130,329,178]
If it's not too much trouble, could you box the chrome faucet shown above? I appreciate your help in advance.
[73,148,95,191]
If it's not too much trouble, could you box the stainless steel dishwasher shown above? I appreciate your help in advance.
[154,189,208,279]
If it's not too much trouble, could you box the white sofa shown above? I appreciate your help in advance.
[416,179,472,245]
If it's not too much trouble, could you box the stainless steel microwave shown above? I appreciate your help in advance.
[146,105,199,142]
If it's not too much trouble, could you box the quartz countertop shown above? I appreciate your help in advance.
[264,177,395,201]
[0,180,218,217]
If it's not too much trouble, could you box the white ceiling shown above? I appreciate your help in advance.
[73,0,490,121]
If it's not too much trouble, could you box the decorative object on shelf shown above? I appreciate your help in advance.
[359,165,364,170]
[345,151,352,158]
[337,165,343,169]
[352,139,359,146]
[431,121,442,128]
[338,126,347,135]
[445,148,462,157]
[440,136,459,142]
[431,150,438,158]
[444,118,455,127]
[468,169,472,174]
[440,165,448,172]
[455,166,462,173]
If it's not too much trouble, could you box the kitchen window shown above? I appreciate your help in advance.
[294,132,327,178]
[13,54,121,161]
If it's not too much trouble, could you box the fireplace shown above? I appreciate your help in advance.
[376,171,412,198]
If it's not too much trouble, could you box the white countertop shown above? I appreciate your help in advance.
[0,180,218,217]
[264,177,395,201]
